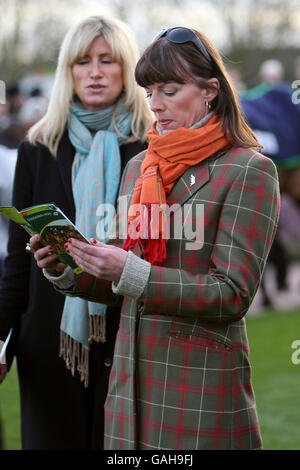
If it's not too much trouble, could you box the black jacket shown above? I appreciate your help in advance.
[0,131,146,449]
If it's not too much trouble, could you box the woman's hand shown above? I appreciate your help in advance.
[0,363,7,384]
[65,238,128,282]
[30,234,67,275]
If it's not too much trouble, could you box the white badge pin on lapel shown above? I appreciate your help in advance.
[190,174,195,186]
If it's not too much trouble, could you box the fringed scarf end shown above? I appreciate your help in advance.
[89,314,106,343]
[122,233,167,265]
[59,315,106,388]
[141,238,167,265]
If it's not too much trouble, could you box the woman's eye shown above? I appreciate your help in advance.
[145,91,152,99]
[76,59,89,65]
[101,57,114,64]
[163,90,176,96]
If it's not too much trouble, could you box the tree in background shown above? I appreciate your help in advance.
[1,0,300,86]
[0,0,80,82]
[210,0,300,85]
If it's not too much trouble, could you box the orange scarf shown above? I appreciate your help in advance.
[123,114,231,264]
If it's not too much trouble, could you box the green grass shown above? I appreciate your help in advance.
[0,363,21,450]
[246,307,300,450]
[1,308,300,450]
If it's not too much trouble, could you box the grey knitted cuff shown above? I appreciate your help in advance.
[42,265,75,290]
[112,251,151,299]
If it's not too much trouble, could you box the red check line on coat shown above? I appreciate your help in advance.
[146,278,242,311]
[183,254,211,272]
[239,157,271,296]
[210,423,261,440]
[203,150,239,218]
[105,304,138,450]
[216,220,270,246]
[175,338,192,449]
[140,373,253,397]
[238,179,276,203]
[141,315,159,445]
[121,312,130,451]
[105,397,135,424]
[213,342,229,449]
[231,340,252,449]
[137,419,258,440]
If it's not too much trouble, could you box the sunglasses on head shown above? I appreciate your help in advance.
[152,27,212,63]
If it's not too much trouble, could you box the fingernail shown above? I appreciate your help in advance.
[68,239,72,243]
[92,239,97,244]
[66,249,70,254]
[64,243,68,249]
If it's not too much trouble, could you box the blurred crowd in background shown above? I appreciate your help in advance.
[0,76,49,275]
[230,57,300,309]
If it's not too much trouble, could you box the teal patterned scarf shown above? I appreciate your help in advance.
[60,98,132,386]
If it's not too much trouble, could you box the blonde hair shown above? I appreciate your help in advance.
[28,16,154,156]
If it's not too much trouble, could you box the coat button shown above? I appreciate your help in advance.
[104,357,112,367]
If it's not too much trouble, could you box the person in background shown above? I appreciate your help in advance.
[0,102,11,138]
[0,84,25,150]
[241,59,300,305]
[0,15,153,450]
[0,145,18,274]
[33,26,280,449]
[259,58,284,84]
[19,87,48,132]
[5,83,24,120]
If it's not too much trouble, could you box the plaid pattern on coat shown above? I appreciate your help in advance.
[70,147,280,450]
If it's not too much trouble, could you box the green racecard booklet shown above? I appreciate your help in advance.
[0,203,88,274]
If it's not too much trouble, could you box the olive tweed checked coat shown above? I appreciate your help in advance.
[68,146,280,450]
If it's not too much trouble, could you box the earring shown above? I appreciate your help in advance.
[205,101,211,111]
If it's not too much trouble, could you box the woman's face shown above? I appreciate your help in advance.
[146,80,218,134]
[72,36,124,111]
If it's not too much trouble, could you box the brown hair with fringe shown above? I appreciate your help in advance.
[135,29,261,151]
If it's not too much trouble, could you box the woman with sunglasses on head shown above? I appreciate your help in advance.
[0,16,153,450]
[32,27,280,450]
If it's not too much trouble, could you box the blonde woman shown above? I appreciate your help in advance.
[0,15,153,450]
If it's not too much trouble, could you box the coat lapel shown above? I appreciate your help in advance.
[167,159,210,208]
